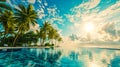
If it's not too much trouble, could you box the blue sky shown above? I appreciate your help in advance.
[1,0,120,43]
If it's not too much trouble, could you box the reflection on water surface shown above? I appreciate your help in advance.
[0,47,120,67]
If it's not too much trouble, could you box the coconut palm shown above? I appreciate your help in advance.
[42,21,51,33]
[15,31,38,46]
[48,27,57,44]
[0,0,12,12]
[40,22,51,45]
[37,21,62,46]
[36,28,46,45]
[54,33,59,45]
[0,31,4,45]
[13,4,38,46]
[0,10,15,34]
[0,10,15,45]
[58,37,62,42]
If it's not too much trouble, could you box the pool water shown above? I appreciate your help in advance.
[0,47,120,67]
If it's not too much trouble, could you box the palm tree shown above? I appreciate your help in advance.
[13,4,38,46]
[0,10,15,45]
[37,21,62,46]
[0,10,15,34]
[0,31,4,45]
[36,28,46,45]
[0,0,12,12]
[57,37,62,46]
[54,33,59,45]
[15,31,38,46]
[48,27,57,44]
[40,22,51,45]
[58,37,62,42]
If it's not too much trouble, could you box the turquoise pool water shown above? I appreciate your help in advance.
[0,47,120,67]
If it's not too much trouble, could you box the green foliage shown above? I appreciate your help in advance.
[14,4,38,33]
[12,4,38,46]
[0,0,6,2]
[0,10,15,34]
[45,43,54,46]
[51,44,54,46]
[37,21,62,46]
[45,43,50,46]
[0,35,14,46]
[0,3,62,47]
[18,31,38,44]
[0,2,12,11]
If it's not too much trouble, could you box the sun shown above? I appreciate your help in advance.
[84,23,95,32]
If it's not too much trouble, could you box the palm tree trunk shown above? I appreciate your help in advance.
[3,27,8,46]
[40,39,41,45]
[42,39,45,46]
[12,25,22,47]
[3,33,6,45]
[12,30,21,47]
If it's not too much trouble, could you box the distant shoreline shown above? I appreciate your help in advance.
[78,46,120,50]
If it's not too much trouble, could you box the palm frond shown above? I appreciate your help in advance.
[14,8,23,14]
[14,4,38,34]
[0,0,6,2]
[18,4,27,13]
[0,3,12,11]
[27,4,34,14]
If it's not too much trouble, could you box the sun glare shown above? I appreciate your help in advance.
[90,63,98,67]
[84,23,95,32]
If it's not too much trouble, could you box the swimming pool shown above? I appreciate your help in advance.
[0,47,120,67]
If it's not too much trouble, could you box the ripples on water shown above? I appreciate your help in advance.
[0,47,120,67]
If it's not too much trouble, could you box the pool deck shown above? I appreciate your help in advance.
[0,44,120,50]
[0,46,51,49]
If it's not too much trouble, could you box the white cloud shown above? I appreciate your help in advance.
[36,3,64,35]
[82,0,101,9]
[60,36,79,47]
[28,0,36,4]
[35,0,63,25]
[65,0,120,43]
[47,6,58,17]
[72,0,100,11]
[44,0,48,6]
[30,23,39,33]
[37,8,46,19]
